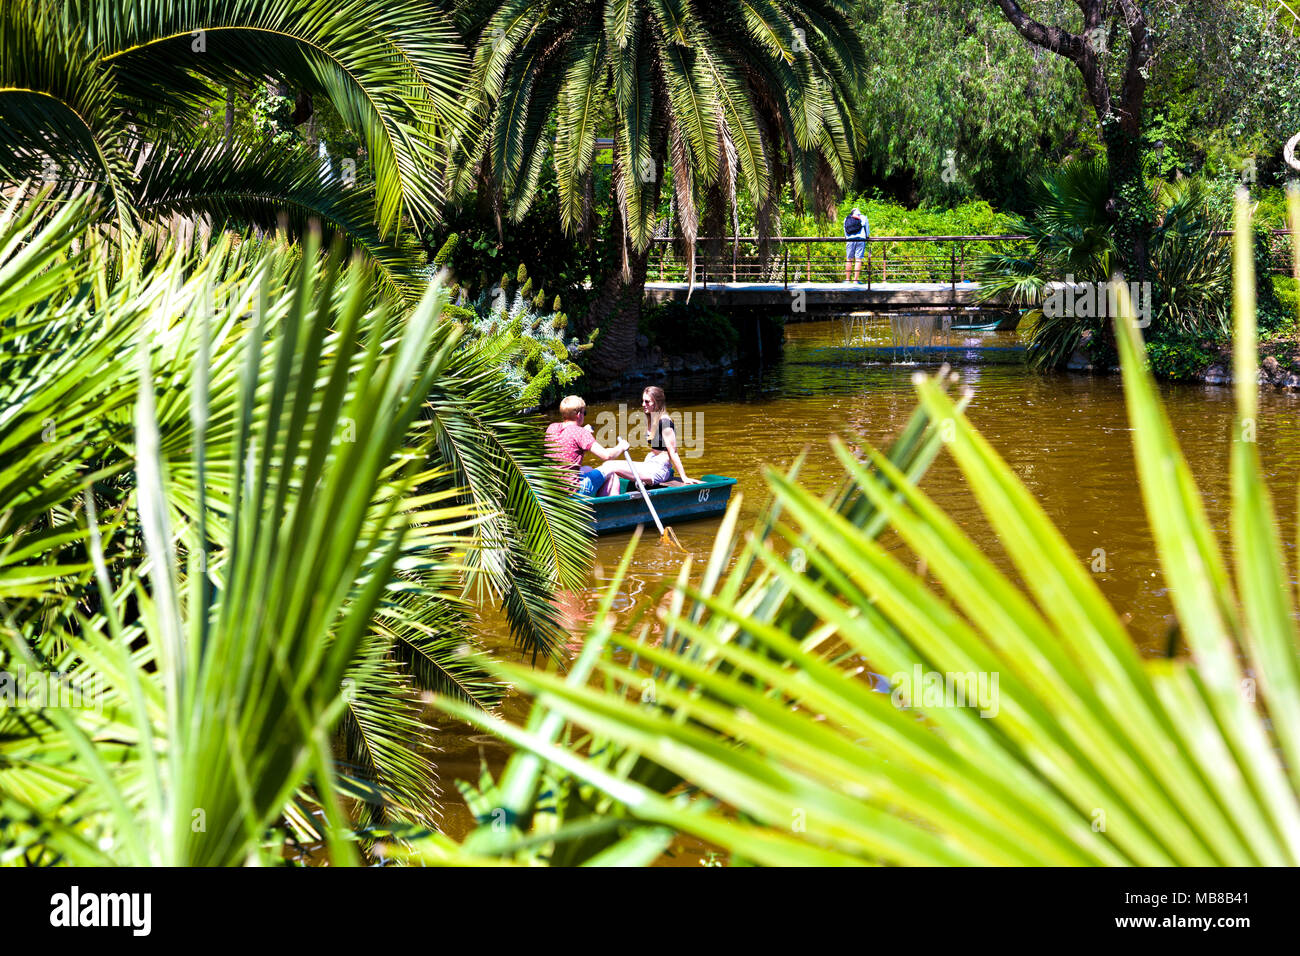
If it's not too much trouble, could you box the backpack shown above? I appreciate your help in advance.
[844,214,865,239]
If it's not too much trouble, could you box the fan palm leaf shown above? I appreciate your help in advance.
[0,224,474,864]
[0,189,589,858]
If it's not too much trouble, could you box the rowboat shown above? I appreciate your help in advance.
[589,474,738,535]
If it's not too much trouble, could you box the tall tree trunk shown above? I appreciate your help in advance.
[580,175,657,382]
[582,242,653,383]
[579,118,666,384]
[1103,121,1148,283]
[993,0,1155,281]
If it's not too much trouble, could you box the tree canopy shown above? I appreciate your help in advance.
[854,0,1092,207]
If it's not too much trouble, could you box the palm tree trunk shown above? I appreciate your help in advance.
[580,123,665,383]
[581,208,654,382]
[1104,124,1150,282]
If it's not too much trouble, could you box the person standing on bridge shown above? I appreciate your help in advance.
[844,207,869,282]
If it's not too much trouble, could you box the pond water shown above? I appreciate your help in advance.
[429,317,1300,857]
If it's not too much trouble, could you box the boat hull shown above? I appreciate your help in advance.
[589,474,737,535]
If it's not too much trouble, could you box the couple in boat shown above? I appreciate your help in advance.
[545,386,702,497]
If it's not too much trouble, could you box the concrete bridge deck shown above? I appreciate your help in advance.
[643,280,1009,313]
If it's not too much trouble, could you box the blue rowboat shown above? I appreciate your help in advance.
[588,474,737,535]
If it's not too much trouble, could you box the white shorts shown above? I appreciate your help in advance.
[640,453,673,486]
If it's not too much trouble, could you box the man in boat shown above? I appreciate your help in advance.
[594,386,702,489]
[844,207,868,282]
[545,395,628,497]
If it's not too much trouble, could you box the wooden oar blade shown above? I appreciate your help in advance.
[661,525,687,552]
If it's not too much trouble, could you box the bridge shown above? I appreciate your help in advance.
[644,234,1026,318]
[643,231,1296,319]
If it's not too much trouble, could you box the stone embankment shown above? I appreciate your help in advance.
[1200,355,1300,388]
[1067,337,1300,389]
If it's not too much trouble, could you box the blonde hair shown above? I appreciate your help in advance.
[558,395,586,421]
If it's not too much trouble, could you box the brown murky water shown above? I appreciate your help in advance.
[430,317,1300,859]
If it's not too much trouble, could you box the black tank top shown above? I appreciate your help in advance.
[648,415,674,452]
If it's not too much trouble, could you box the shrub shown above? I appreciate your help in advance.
[455,272,591,411]
[432,232,459,268]
[977,162,1232,369]
[1145,338,1214,381]
[1275,276,1300,328]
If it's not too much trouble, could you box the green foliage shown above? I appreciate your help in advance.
[132,140,431,303]
[0,192,593,858]
[433,232,460,268]
[452,0,865,255]
[430,218,597,410]
[765,192,1016,279]
[0,0,468,284]
[640,301,740,362]
[430,145,617,320]
[1257,187,1296,229]
[853,0,1093,207]
[1275,276,1300,327]
[778,192,1014,238]
[442,302,476,322]
[1245,227,1291,334]
[978,161,1232,370]
[455,271,589,410]
[1142,1,1300,186]
[0,195,472,863]
[244,81,300,148]
[1144,337,1216,381]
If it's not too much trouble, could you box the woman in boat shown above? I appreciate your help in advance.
[596,386,702,489]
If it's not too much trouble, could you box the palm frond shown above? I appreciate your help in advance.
[0,3,137,231]
[74,0,467,234]
[132,139,429,304]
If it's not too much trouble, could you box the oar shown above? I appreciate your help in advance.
[623,450,685,551]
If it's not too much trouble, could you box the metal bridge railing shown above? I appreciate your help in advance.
[650,235,1027,288]
[649,230,1296,289]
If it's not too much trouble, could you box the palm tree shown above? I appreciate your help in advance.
[451,0,865,379]
[0,186,592,853]
[423,195,1300,866]
[977,159,1231,369]
[0,0,469,299]
[0,190,476,863]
